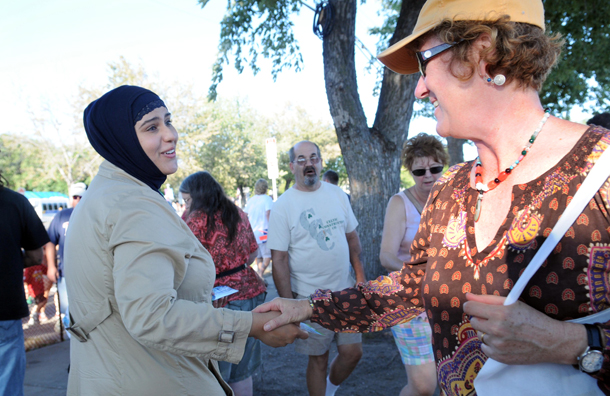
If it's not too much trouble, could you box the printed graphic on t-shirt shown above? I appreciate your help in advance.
[299,208,345,251]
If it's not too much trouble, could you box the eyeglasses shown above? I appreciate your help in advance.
[293,156,321,166]
[72,195,82,200]
[411,166,444,177]
[415,42,459,77]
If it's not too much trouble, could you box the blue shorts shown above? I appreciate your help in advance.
[0,319,26,396]
[218,293,266,383]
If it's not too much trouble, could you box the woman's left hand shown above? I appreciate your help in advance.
[212,296,229,308]
[463,293,587,365]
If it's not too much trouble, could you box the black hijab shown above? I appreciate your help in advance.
[83,85,168,191]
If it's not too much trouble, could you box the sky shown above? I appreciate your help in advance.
[0,0,465,157]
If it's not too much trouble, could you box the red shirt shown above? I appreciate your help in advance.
[184,208,265,301]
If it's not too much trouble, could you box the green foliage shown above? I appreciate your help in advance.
[200,0,304,101]
[541,0,610,115]
[170,99,344,200]
[169,98,269,204]
[0,134,96,192]
[399,166,414,189]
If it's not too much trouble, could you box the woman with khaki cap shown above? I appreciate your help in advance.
[254,0,610,394]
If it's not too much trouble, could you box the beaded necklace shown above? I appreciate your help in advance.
[473,109,551,222]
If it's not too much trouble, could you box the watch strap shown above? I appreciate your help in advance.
[585,324,603,350]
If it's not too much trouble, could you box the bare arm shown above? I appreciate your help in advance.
[265,209,270,222]
[379,195,408,272]
[45,242,59,282]
[271,249,293,298]
[24,247,44,268]
[247,250,257,266]
[346,230,366,283]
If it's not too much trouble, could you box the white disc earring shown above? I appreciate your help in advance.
[493,74,506,86]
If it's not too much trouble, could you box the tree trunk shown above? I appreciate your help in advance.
[446,137,467,165]
[323,0,425,280]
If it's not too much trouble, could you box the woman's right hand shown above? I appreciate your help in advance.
[252,298,313,331]
[250,310,309,347]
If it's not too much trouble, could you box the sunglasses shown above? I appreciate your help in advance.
[293,156,321,166]
[411,166,444,177]
[415,42,459,77]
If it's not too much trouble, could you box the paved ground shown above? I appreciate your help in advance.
[24,268,436,395]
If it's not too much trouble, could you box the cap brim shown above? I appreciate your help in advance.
[377,23,435,75]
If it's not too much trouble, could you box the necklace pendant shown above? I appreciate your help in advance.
[474,193,484,222]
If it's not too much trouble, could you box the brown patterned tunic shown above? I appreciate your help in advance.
[310,126,610,396]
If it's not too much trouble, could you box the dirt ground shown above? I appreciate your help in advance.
[252,270,440,396]
[252,329,412,396]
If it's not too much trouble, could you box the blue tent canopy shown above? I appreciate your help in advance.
[24,191,68,199]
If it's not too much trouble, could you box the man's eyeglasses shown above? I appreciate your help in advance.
[72,195,82,200]
[415,42,459,77]
[293,156,321,166]
[411,166,444,177]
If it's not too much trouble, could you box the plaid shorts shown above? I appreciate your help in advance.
[390,314,434,365]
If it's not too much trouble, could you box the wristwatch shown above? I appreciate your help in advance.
[577,324,604,373]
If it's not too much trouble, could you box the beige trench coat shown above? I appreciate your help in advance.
[64,161,252,396]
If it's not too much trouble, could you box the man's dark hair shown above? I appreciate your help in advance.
[587,112,610,129]
[322,170,339,185]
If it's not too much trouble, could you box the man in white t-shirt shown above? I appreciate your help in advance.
[244,178,273,277]
[268,140,366,396]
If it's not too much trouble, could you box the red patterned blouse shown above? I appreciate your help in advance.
[310,126,610,396]
[184,208,265,302]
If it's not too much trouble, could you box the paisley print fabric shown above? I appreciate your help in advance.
[310,127,610,395]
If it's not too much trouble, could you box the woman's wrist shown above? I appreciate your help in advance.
[559,322,589,365]
[249,311,280,338]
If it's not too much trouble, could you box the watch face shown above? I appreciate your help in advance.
[582,350,604,373]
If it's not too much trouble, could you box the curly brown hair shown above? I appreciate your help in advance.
[412,16,564,91]
[402,133,449,171]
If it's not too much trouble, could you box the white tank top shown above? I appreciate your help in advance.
[396,190,422,263]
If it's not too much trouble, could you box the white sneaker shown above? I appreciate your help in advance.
[26,313,40,327]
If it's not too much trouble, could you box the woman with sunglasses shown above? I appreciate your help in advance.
[255,0,610,394]
[380,133,448,396]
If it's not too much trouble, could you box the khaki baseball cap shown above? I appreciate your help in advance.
[377,0,545,75]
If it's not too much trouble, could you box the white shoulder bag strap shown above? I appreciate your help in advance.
[506,147,610,305]
[475,146,610,396]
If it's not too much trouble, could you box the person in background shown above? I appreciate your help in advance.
[243,178,273,278]
[380,133,448,396]
[268,140,366,396]
[64,85,306,396]
[0,173,50,396]
[180,171,267,396]
[587,112,610,129]
[322,170,350,202]
[23,253,49,327]
[255,0,610,393]
[45,182,87,334]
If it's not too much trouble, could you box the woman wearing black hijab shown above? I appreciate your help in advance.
[63,86,306,396]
